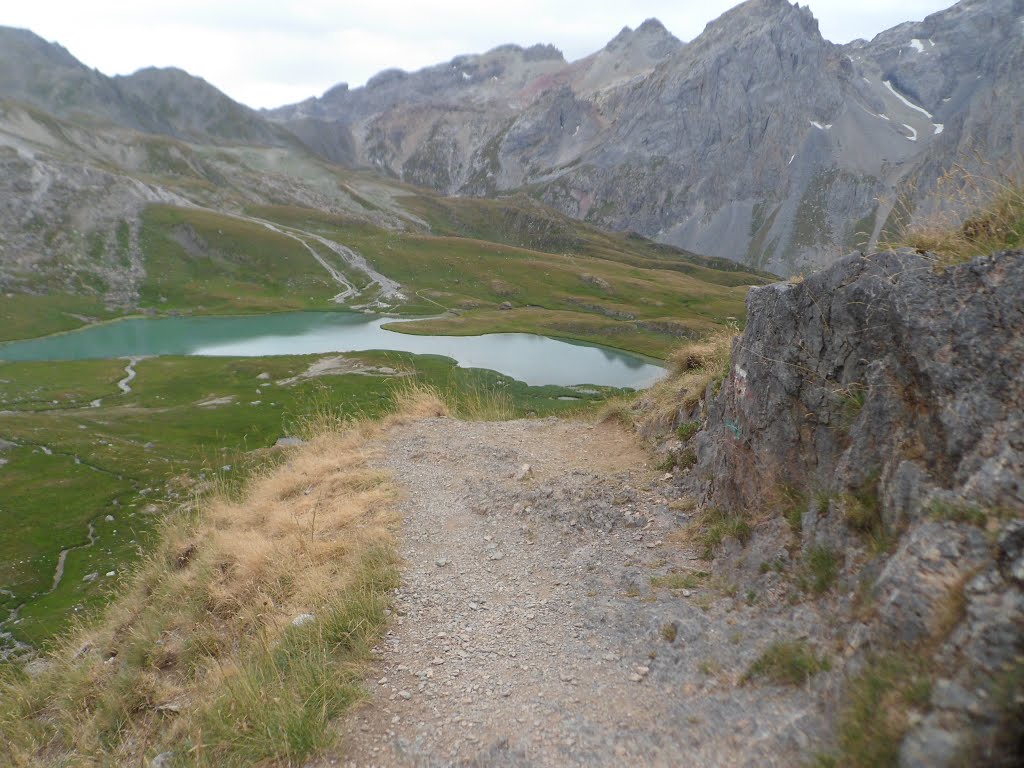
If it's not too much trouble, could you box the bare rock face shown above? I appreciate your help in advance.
[695,249,1023,764]
[699,249,1023,515]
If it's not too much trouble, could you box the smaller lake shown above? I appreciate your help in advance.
[0,312,665,389]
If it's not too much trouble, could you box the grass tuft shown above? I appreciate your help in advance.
[684,507,753,560]
[889,171,1024,268]
[832,651,933,768]
[800,545,840,595]
[925,499,988,527]
[676,420,701,442]
[633,332,736,436]
[743,640,830,686]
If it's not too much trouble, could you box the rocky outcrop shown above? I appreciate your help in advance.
[700,248,1023,515]
[695,249,1023,765]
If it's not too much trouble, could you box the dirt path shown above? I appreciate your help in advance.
[321,417,830,767]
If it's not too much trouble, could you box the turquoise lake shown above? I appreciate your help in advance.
[0,312,665,388]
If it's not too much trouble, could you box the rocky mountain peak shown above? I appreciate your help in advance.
[699,0,823,45]
[603,17,681,59]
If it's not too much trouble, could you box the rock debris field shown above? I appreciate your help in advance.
[311,417,836,767]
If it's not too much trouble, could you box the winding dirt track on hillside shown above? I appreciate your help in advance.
[316,417,830,768]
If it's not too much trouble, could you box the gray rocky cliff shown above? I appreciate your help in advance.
[694,249,1023,764]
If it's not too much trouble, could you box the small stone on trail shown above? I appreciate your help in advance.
[435,557,448,567]
[489,551,505,561]
[399,690,412,700]
[629,673,643,683]
[513,464,532,481]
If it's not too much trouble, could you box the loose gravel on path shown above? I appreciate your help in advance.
[317,417,831,767]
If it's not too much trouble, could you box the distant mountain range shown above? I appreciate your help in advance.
[1,0,1022,278]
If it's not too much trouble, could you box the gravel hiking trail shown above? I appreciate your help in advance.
[317,417,831,768]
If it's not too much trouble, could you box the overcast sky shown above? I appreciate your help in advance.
[4,0,955,109]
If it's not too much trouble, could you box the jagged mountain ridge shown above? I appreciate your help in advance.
[267,0,1024,274]
[1,0,1021,277]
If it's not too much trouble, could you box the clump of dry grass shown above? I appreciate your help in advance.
[631,331,736,436]
[888,169,1024,268]
[0,389,449,767]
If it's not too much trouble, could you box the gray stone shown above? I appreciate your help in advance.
[899,720,963,768]
[931,679,977,713]
[274,437,306,449]
[291,613,316,627]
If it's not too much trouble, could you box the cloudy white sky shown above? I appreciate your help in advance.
[4,1,955,109]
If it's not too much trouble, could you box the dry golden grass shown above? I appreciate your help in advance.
[0,388,449,767]
[632,331,736,436]
[887,169,1024,267]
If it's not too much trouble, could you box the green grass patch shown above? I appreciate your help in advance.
[842,473,887,548]
[690,507,752,560]
[138,206,342,313]
[925,499,989,526]
[676,420,701,441]
[743,640,831,686]
[832,652,933,768]
[0,294,119,342]
[800,545,840,596]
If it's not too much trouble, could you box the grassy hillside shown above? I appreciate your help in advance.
[138,206,343,312]
[246,201,766,358]
[0,353,605,650]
